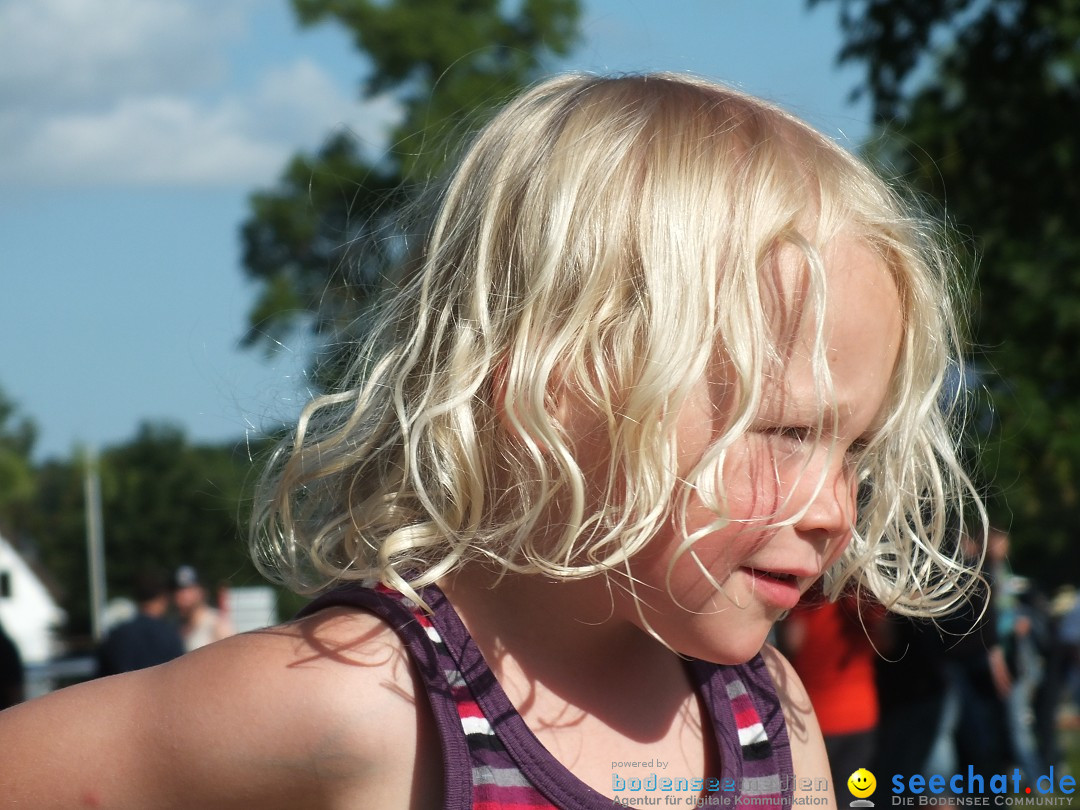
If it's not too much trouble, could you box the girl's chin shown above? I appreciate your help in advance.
[690,635,773,667]
[667,616,776,666]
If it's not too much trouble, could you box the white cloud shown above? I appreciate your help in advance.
[0,0,249,108]
[14,96,281,186]
[0,0,400,188]
[1,61,399,187]
[248,60,400,156]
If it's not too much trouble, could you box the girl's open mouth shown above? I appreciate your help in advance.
[743,568,801,609]
[752,569,796,583]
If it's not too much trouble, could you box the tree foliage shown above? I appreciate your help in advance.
[9,423,264,640]
[0,388,37,520]
[241,0,581,381]
[813,0,1080,584]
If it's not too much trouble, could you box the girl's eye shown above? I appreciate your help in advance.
[761,426,874,458]
[846,436,873,458]
[763,425,812,444]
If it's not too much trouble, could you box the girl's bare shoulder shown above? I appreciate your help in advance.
[179,605,429,744]
[0,608,439,809]
[207,604,423,697]
[759,644,836,807]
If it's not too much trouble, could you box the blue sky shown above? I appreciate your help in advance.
[0,0,870,461]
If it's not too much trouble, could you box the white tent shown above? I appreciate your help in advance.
[0,532,66,666]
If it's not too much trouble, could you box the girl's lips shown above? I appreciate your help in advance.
[741,567,803,610]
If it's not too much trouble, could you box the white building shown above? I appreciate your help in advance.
[0,532,66,665]
[227,586,278,634]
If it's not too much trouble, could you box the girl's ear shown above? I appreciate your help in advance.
[491,357,516,434]
[491,356,576,453]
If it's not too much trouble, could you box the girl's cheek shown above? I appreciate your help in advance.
[722,441,785,522]
[815,479,858,569]
[824,529,854,569]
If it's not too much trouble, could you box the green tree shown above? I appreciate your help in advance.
[16,423,265,640]
[0,387,37,522]
[812,0,1080,584]
[240,0,580,383]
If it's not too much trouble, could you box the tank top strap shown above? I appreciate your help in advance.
[413,584,623,809]
[688,656,795,809]
[298,583,793,809]
[296,583,473,810]
[297,582,580,808]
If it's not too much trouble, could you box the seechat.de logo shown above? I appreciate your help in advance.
[849,768,877,807]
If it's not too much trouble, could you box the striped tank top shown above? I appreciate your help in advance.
[298,583,794,809]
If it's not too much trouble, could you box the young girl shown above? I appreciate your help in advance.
[0,73,981,809]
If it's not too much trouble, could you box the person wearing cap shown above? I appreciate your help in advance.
[0,617,24,709]
[172,566,234,652]
[97,568,185,676]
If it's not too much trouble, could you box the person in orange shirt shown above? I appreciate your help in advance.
[780,586,886,797]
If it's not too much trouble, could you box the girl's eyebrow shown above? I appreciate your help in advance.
[756,393,888,440]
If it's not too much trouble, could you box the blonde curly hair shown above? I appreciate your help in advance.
[251,72,983,616]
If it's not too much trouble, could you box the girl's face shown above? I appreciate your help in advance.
[613,233,903,663]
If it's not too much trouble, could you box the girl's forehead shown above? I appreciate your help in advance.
[760,233,899,323]
[752,234,903,416]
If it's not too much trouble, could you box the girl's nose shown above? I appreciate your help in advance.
[794,458,856,542]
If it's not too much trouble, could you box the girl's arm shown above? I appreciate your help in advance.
[761,644,837,809]
[0,609,438,809]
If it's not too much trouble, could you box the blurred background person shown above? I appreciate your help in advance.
[779,585,885,796]
[97,567,185,676]
[173,565,233,652]
[988,528,1052,782]
[0,616,24,709]
[1055,587,1080,726]
[874,531,1010,794]
[873,611,954,791]
[943,533,1013,779]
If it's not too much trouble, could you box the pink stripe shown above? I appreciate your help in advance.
[456,699,484,720]
[733,705,760,729]
[474,783,559,808]
[729,692,756,716]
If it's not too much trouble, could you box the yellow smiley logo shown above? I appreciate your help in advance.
[847,768,877,798]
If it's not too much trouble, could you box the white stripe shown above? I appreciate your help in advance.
[461,715,494,736]
[472,767,532,787]
[737,722,766,747]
